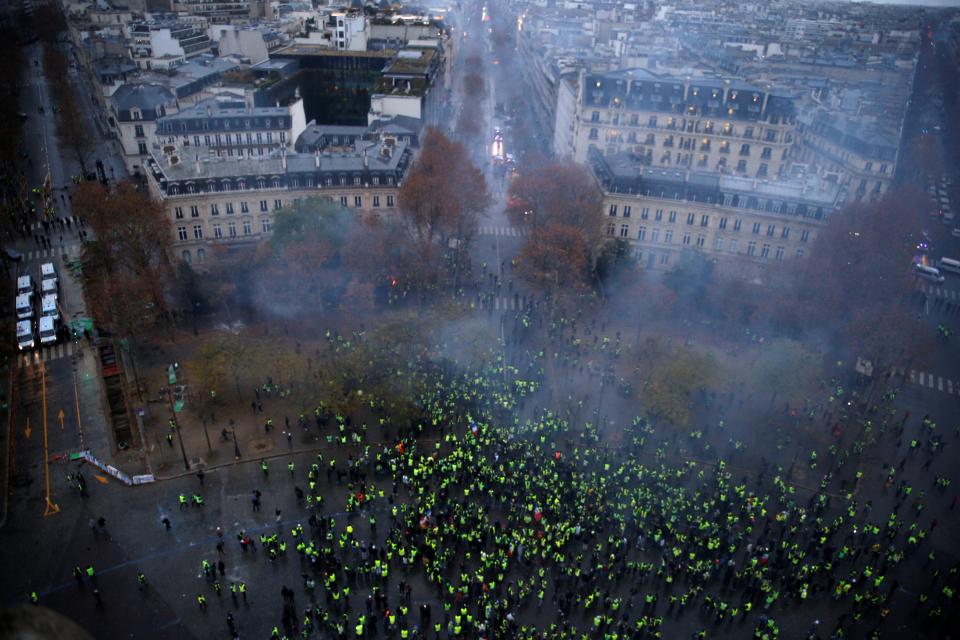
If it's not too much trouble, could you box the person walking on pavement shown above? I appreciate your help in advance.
[137,572,147,590]
[96,517,110,540]
[196,469,205,486]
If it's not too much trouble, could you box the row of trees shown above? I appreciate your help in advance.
[0,29,28,242]
[192,127,493,318]
[624,186,937,389]
[73,182,173,383]
[42,45,96,176]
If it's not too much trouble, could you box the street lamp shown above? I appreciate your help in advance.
[166,363,189,471]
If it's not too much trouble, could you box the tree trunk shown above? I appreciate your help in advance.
[126,336,144,402]
[200,414,212,454]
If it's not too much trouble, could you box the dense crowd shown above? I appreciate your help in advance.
[50,305,958,640]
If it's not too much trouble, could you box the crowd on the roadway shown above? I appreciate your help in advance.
[43,281,960,640]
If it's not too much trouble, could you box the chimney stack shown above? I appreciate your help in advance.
[315,149,320,168]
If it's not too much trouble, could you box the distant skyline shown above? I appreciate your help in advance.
[846,0,960,6]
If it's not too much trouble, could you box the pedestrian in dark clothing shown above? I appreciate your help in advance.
[197,469,205,485]
[218,560,225,576]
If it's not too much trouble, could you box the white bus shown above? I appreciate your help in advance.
[914,263,945,284]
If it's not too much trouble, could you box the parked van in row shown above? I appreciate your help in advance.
[41,295,59,321]
[40,262,57,284]
[39,316,57,345]
[16,320,35,351]
[16,275,34,296]
[40,262,57,296]
[16,292,33,319]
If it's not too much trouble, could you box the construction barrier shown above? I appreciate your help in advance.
[80,451,134,486]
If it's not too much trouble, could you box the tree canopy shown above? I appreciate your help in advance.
[398,126,490,249]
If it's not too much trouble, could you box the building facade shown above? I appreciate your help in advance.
[144,140,412,265]
[109,83,178,174]
[796,111,898,204]
[589,149,841,271]
[128,19,213,70]
[567,69,798,183]
[154,96,307,159]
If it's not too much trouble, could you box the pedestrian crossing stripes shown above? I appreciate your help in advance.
[478,226,524,237]
[28,220,79,232]
[889,367,960,397]
[484,296,529,311]
[21,244,81,262]
[19,342,76,369]
[919,284,960,301]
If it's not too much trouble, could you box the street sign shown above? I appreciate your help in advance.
[168,365,177,385]
[174,399,185,413]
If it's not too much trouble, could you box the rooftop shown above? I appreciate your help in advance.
[150,139,411,186]
[382,47,437,76]
[593,150,842,209]
[110,83,176,112]
[162,96,289,121]
[272,44,394,59]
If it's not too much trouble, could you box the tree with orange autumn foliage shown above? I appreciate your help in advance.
[505,161,604,255]
[398,127,490,291]
[515,224,592,295]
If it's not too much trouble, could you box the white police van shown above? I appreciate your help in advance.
[16,275,34,296]
[16,320,35,351]
[41,294,59,321]
[16,292,33,319]
[39,316,58,345]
